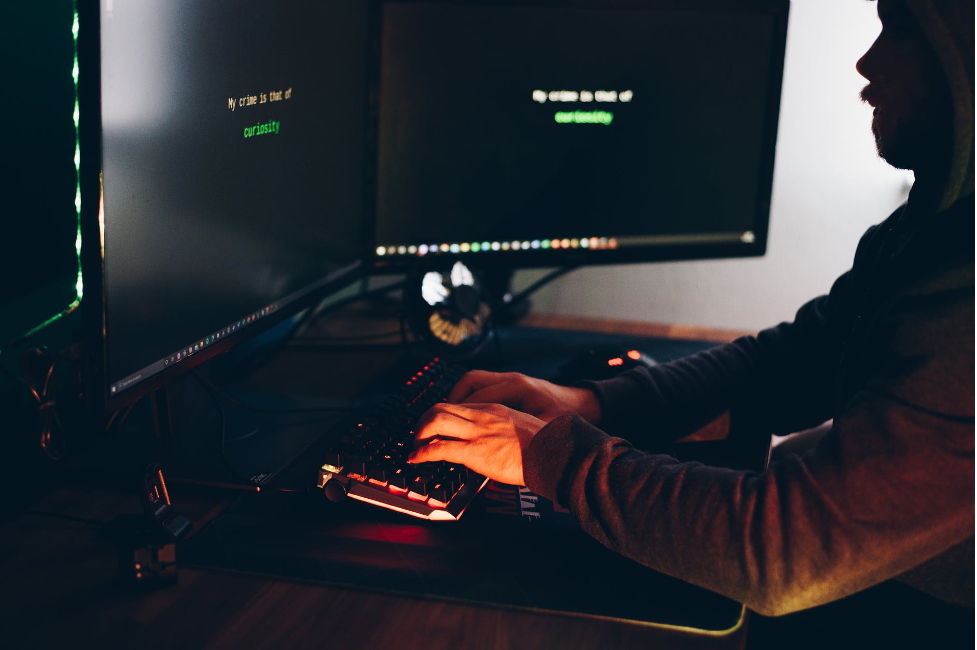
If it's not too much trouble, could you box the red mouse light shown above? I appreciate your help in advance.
[607,357,624,367]
[627,350,641,360]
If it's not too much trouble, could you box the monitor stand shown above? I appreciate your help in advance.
[481,266,578,325]
[481,269,527,325]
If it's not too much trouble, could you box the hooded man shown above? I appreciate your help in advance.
[411,0,974,629]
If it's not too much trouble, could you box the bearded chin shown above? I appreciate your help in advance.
[873,114,914,171]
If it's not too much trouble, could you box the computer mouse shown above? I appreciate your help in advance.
[557,346,656,383]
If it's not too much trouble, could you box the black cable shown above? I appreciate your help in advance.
[290,329,403,343]
[0,346,45,398]
[286,342,409,353]
[0,300,80,361]
[0,294,83,392]
[115,400,139,427]
[189,372,329,491]
[232,278,408,377]
[190,371,251,484]
[190,370,352,415]
[192,371,277,486]
[318,278,405,316]
[506,265,579,308]
[286,305,322,342]
[7,346,68,460]
[166,476,304,493]
[288,278,406,342]
[278,283,361,346]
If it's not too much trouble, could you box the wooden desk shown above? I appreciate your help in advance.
[0,484,749,650]
[1,318,754,649]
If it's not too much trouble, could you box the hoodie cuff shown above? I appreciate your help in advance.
[578,369,649,435]
[524,412,610,505]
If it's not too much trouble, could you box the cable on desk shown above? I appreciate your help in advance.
[190,371,352,416]
[285,342,410,353]
[191,371,266,486]
[232,278,409,377]
[167,476,305,494]
[310,278,406,322]
[290,329,404,343]
[190,371,350,489]
[2,346,69,461]
[288,315,419,351]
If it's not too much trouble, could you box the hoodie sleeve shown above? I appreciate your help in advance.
[584,290,843,447]
[581,225,883,449]
[523,252,975,616]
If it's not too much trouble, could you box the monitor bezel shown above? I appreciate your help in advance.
[78,0,363,419]
[364,0,788,271]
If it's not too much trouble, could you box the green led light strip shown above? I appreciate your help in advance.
[72,1,83,304]
[0,1,83,356]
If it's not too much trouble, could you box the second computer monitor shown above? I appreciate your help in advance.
[371,0,787,267]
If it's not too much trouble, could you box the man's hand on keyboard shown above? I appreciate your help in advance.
[447,370,602,425]
[409,402,545,486]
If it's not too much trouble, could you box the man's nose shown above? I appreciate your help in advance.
[855,36,882,82]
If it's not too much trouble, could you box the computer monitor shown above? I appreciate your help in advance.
[79,0,788,416]
[78,0,370,416]
[369,0,788,269]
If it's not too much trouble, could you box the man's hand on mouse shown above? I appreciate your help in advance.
[409,402,545,486]
[446,370,602,424]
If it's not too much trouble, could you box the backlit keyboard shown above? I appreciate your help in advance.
[317,358,489,520]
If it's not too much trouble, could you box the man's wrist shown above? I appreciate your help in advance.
[574,387,602,425]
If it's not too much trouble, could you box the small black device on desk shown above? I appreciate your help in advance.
[105,463,192,589]
[557,346,656,383]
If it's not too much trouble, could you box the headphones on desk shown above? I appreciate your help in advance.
[404,259,492,357]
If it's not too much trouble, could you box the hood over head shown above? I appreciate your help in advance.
[904,0,975,212]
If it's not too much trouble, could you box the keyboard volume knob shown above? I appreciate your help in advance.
[323,479,347,503]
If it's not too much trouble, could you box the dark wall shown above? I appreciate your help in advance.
[1,1,79,308]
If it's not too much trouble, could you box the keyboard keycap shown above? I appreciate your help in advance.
[409,477,430,496]
[429,482,452,503]
[389,468,409,489]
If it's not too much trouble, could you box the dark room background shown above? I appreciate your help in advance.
[1,1,80,346]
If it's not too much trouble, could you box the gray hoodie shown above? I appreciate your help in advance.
[523,0,974,616]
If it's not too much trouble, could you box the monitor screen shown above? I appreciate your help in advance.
[371,0,786,267]
[87,0,368,407]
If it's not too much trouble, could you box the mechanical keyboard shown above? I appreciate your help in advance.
[317,358,489,520]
